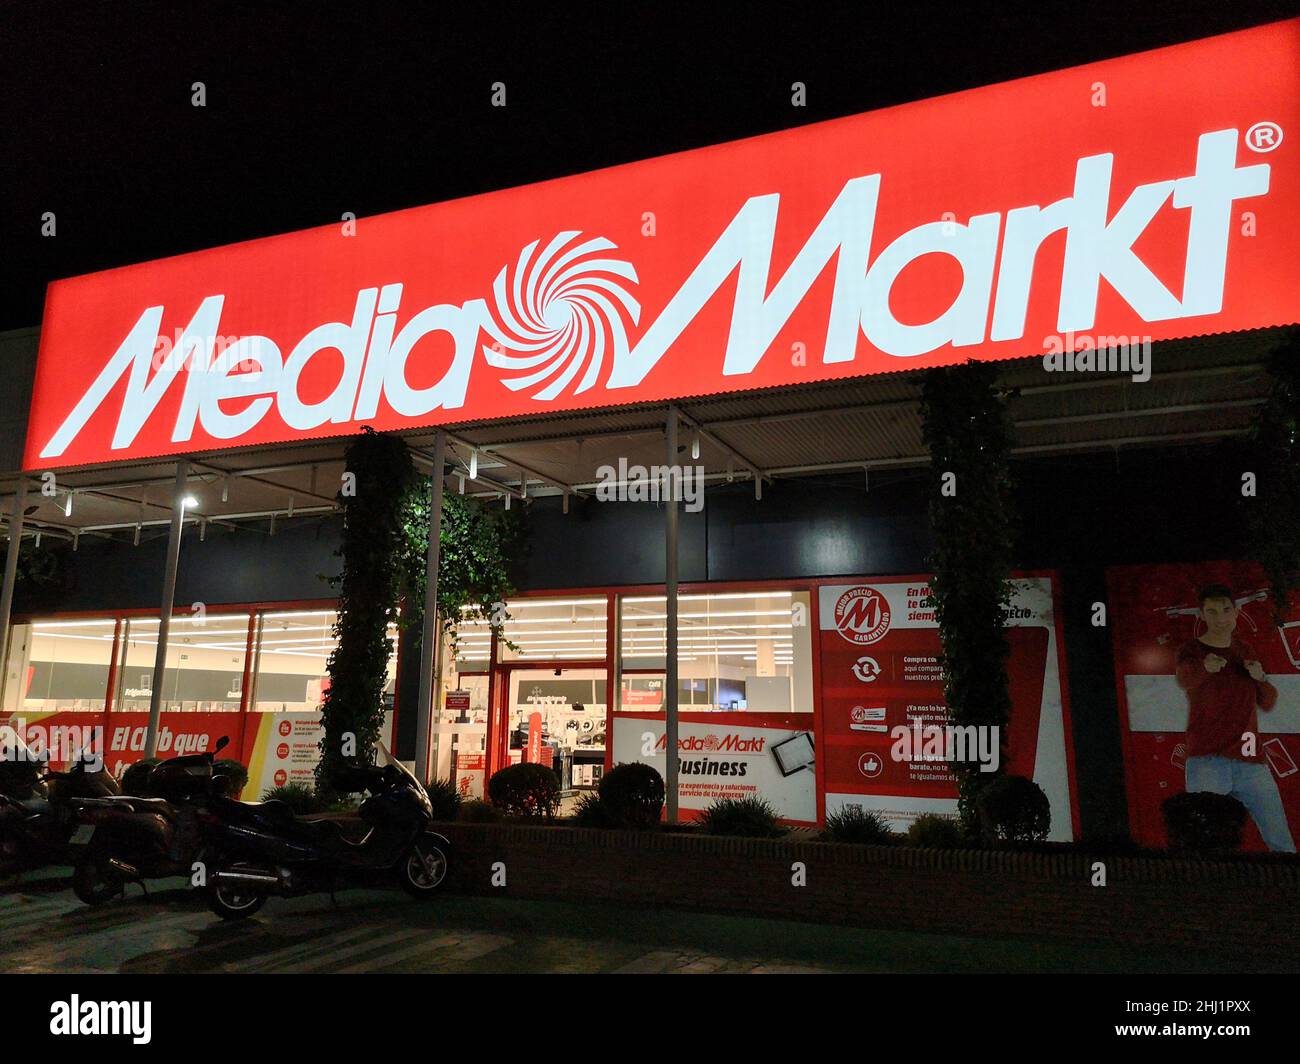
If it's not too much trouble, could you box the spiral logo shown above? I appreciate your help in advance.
[482,231,640,400]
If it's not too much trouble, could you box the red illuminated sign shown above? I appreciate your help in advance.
[24,20,1300,470]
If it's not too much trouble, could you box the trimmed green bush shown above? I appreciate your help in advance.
[260,782,324,814]
[571,791,615,828]
[906,813,965,848]
[121,758,162,797]
[458,798,502,823]
[487,762,561,818]
[426,776,462,821]
[697,796,784,838]
[975,774,1051,843]
[597,762,664,829]
[1162,791,1248,855]
[821,805,897,844]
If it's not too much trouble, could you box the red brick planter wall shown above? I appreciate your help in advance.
[432,822,1300,955]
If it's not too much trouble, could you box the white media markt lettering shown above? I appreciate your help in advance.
[41,128,1268,458]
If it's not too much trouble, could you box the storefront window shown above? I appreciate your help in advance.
[618,590,814,713]
[451,614,492,672]
[114,617,161,712]
[1,618,116,714]
[493,596,608,664]
[249,610,397,712]
[158,612,249,712]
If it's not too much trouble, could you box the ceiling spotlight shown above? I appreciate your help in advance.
[469,448,478,480]
[181,495,199,509]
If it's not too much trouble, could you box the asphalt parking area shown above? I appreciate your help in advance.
[1,869,1291,975]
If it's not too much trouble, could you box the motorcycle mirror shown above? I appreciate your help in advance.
[214,735,230,754]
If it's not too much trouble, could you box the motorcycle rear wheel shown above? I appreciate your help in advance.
[205,858,269,915]
[207,876,268,920]
[72,843,125,905]
[398,837,448,898]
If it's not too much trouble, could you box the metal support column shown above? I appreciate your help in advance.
[414,431,447,783]
[0,479,29,681]
[145,459,189,758]
[665,406,680,823]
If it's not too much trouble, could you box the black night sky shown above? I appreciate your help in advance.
[3,0,1297,334]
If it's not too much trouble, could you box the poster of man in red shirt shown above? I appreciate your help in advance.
[1175,585,1294,852]
[1109,562,1300,852]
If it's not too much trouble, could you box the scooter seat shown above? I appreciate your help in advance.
[213,796,297,829]
[17,797,50,815]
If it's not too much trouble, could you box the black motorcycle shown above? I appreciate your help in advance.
[0,755,122,877]
[201,745,449,920]
[68,736,232,905]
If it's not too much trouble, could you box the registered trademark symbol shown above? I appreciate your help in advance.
[1245,121,1283,153]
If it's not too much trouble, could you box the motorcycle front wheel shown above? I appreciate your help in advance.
[398,837,448,898]
[72,841,125,905]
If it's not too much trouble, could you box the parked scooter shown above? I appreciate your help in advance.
[201,744,449,920]
[0,754,122,877]
[68,736,233,905]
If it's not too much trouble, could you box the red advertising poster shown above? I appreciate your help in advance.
[818,574,1078,838]
[0,708,395,801]
[1108,561,1300,852]
[22,21,1300,471]
[454,752,486,800]
[526,712,544,765]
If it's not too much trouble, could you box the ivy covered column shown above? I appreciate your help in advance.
[919,361,1017,835]
[317,429,417,797]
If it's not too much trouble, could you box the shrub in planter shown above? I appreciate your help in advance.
[1161,791,1248,855]
[426,777,462,821]
[261,782,323,814]
[698,796,785,838]
[487,762,561,818]
[572,791,616,828]
[459,798,502,823]
[212,758,249,798]
[821,805,897,844]
[906,812,965,849]
[121,758,162,797]
[597,762,664,829]
[975,774,1051,843]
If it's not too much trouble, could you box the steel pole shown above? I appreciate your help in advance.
[414,431,446,783]
[0,479,29,680]
[145,459,189,757]
[665,406,679,822]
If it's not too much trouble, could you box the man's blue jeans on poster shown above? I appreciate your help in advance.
[1185,754,1297,853]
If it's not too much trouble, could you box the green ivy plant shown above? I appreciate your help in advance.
[397,486,523,659]
[316,428,524,796]
[16,537,62,592]
[919,361,1017,837]
[1246,330,1300,626]
[316,429,418,797]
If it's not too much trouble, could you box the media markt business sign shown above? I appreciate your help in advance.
[25,20,1300,470]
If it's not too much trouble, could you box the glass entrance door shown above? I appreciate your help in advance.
[501,665,608,792]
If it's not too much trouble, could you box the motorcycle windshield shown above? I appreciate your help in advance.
[375,743,422,791]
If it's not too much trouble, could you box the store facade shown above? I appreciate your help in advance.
[2,20,1299,843]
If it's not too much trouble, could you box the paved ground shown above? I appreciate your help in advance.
[0,868,1289,974]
